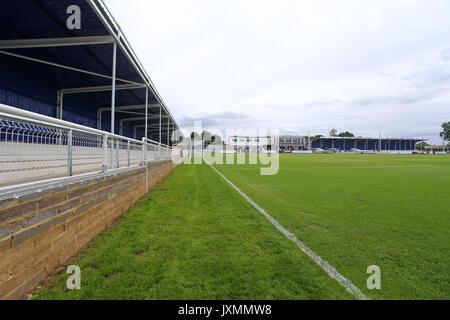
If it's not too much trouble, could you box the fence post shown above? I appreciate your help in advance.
[116,139,119,168]
[67,129,73,176]
[102,134,108,172]
[127,140,130,167]
[110,137,114,169]
[142,138,146,164]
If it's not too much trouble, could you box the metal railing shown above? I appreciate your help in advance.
[0,104,175,188]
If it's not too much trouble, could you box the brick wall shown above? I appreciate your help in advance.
[0,160,179,299]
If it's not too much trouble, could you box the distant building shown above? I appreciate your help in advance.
[423,145,449,153]
[279,135,306,152]
[225,136,279,153]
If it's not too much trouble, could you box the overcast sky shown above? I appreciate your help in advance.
[106,0,450,143]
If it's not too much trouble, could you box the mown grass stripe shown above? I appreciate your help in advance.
[207,160,370,300]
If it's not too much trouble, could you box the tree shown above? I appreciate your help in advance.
[201,131,223,147]
[306,135,323,143]
[338,131,354,137]
[210,134,223,145]
[329,129,338,137]
[190,132,200,140]
[440,121,450,142]
[415,141,429,151]
[201,131,211,140]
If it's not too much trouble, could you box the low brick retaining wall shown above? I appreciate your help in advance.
[0,160,179,299]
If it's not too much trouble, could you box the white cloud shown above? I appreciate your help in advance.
[106,0,450,143]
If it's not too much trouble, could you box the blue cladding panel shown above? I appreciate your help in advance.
[0,0,164,138]
[311,138,419,151]
[0,0,108,39]
[0,87,56,117]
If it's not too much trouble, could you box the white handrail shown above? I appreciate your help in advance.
[0,104,178,187]
[142,137,172,149]
[0,103,171,147]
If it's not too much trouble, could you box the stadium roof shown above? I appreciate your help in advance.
[0,0,177,141]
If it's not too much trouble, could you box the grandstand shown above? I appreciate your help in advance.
[279,135,423,153]
[0,0,184,299]
[311,137,423,152]
[0,0,182,187]
[0,0,178,141]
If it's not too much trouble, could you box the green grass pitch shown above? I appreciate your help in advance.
[34,154,449,299]
[214,154,450,299]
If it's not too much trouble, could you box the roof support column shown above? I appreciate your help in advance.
[111,40,117,135]
[167,118,170,158]
[159,105,162,143]
[97,108,101,129]
[110,40,117,169]
[379,133,382,152]
[57,90,63,120]
[308,131,311,151]
[145,87,148,139]
[172,123,175,143]
[167,118,170,146]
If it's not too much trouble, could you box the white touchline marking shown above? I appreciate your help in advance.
[206,161,370,300]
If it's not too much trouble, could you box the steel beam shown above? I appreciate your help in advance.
[0,50,140,85]
[97,104,164,130]
[0,36,114,49]
[119,116,163,135]
[99,104,160,112]
[133,124,168,139]
[61,83,145,95]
